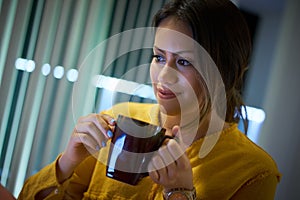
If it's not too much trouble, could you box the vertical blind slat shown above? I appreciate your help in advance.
[0,1,167,197]
[0,0,34,187]
[8,0,46,195]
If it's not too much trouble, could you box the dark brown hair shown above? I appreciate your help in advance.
[153,0,251,127]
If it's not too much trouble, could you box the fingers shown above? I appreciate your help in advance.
[72,132,98,148]
[171,125,180,137]
[148,162,160,182]
[172,126,188,150]
[148,138,187,181]
[75,114,115,149]
[75,122,106,148]
[167,139,189,169]
[160,139,185,168]
[78,114,115,138]
[159,146,175,167]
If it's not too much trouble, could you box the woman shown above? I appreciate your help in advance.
[18,0,281,199]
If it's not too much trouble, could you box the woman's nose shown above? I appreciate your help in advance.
[157,63,178,85]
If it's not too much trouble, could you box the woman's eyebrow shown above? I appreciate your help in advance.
[153,46,165,53]
[153,45,194,55]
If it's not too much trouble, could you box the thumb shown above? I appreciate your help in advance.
[171,126,188,149]
[171,125,180,137]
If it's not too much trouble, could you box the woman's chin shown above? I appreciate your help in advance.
[157,100,181,116]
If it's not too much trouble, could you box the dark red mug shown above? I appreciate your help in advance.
[106,114,172,185]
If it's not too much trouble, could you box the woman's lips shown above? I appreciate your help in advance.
[157,87,177,99]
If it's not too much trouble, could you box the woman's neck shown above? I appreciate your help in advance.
[159,111,204,143]
[159,110,229,145]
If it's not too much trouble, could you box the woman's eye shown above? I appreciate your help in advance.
[178,59,191,66]
[152,55,165,63]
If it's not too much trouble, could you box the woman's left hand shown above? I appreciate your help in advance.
[148,126,194,191]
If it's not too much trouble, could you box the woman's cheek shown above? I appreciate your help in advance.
[150,63,159,83]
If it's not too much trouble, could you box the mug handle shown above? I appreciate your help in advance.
[157,135,174,147]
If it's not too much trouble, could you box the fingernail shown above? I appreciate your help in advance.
[101,141,106,147]
[107,130,113,138]
[95,145,100,151]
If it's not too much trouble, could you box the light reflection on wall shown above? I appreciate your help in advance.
[239,106,266,143]
[15,57,266,144]
[15,58,78,82]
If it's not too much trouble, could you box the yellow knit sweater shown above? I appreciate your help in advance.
[18,102,281,200]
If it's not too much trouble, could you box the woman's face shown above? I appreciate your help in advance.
[150,17,206,116]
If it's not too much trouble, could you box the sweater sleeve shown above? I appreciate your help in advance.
[17,155,70,200]
[231,173,280,200]
[18,154,97,200]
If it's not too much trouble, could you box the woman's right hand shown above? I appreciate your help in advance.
[56,113,115,183]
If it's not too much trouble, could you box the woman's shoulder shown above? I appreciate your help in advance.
[208,124,281,184]
[189,125,281,198]
[230,126,278,168]
[214,125,279,172]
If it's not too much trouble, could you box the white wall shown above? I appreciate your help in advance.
[244,11,283,107]
[243,0,300,198]
[259,0,300,198]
